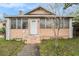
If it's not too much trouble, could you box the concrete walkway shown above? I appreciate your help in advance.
[17,44,40,56]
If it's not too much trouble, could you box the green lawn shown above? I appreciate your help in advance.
[0,38,24,56]
[39,38,79,56]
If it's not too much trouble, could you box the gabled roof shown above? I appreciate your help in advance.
[24,6,55,15]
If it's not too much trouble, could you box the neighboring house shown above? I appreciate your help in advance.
[0,20,6,38]
[5,6,73,44]
[0,20,5,29]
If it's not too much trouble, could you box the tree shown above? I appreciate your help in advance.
[48,4,65,49]
[64,3,73,9]
[68,5,79,21]
[64,3,79,9]
[48,4,69,55]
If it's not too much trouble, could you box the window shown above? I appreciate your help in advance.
[17,18,21,29]
[22,18,28,29]
[40,18,45,28]
[11,18,16,29]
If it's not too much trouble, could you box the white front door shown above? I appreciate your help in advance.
[30,19,37,35]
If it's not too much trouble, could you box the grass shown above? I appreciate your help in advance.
[0,38,24,56]
[39,38,79,56]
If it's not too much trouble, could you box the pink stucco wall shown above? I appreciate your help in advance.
[10,28,69,40]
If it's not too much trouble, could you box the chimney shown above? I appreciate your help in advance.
[19,10,24,15]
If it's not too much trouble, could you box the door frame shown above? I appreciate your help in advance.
[29,19,38,35]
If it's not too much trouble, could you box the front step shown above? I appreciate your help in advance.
[26,39,41,44]
[24,36,41,44]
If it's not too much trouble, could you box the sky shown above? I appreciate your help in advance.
[0,3,79,19]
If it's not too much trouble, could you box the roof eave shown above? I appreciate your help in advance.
[5,15,74,18]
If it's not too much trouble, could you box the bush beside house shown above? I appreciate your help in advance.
[0,28,5,38]
[39,38,79,56]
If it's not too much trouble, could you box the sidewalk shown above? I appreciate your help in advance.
[17,44,40,56]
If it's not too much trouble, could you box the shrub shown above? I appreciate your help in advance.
[40,38,79,56]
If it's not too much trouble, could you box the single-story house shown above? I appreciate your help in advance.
[5,6,73,44]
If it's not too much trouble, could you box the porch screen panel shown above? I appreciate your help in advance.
[40,18,45,28]
[53,18,58,28]
[60,19,63,28]
[46,18,51,28]
[11,18,16,29]
[63,18,69,28]
[58,18,63,28]
[22,18,28,29]
[51,18,54,28]
[17,18,21,29]
[53,18,64,28]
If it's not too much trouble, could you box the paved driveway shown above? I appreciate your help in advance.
[17,44,40,56]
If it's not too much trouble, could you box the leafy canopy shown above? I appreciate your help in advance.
[64,3,78,9]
